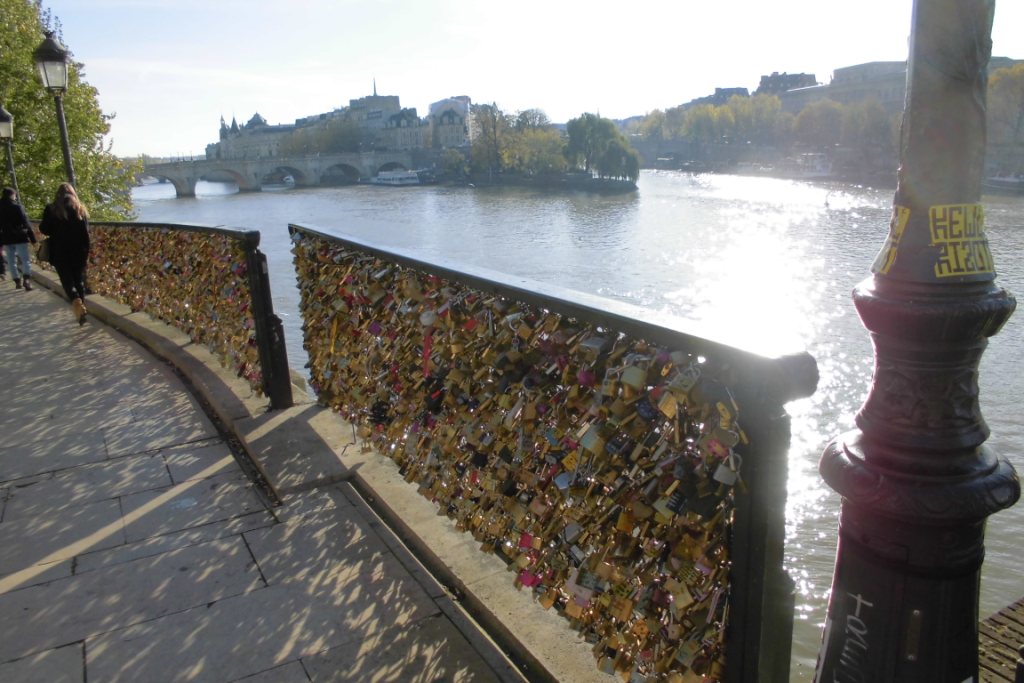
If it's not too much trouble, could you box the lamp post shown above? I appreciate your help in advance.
[0,104,18,197]
[33,31,76,187]
[815,1,1019,681]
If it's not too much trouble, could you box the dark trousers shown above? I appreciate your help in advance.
[54,261,88,301]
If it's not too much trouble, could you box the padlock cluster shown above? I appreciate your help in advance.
[87,224,264,393]
[292,229,750,682]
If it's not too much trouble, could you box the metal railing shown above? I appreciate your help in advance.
[289,223,818,682]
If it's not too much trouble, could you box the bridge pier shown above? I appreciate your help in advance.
[171,177,197,198]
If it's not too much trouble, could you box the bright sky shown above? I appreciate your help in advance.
[41,0,1024,158]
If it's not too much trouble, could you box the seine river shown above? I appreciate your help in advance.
[134,171,1024,679]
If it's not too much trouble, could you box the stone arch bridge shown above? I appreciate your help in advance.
[144,151,417,197]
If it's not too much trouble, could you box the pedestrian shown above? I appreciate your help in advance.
[39,183,90,325]
[0,187,37,291]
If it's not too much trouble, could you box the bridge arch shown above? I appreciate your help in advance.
[321,163,362,185]
[259,165,306,188]
[375,161,409,175]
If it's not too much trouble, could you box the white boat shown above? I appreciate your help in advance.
[372,170,421,186]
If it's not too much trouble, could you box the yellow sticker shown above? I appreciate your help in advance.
[872,205,910,275]
[929,204,994,278]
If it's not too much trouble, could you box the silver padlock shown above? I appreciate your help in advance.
[713,452,742,486]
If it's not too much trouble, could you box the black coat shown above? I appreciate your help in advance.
[0,197,36,246]
[39,202,90,268]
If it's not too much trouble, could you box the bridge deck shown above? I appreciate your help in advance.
[981,596,1024,682]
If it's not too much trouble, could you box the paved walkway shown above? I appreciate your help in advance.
[0,271,525,683]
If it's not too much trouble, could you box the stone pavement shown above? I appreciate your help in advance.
[0,269,532,683]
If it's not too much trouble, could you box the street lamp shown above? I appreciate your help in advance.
[815,1,1019,681]
[33,31,76,187]
[0,104,18,197]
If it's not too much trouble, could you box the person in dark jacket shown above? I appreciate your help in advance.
[39,183,91,325]
[0,187,37,290]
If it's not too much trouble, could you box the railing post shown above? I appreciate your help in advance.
[242,231,293,410]
[815,1,1019,681]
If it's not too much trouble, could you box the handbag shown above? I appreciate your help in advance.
[36,238,51,263]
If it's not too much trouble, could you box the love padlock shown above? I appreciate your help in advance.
[712,452,742,486]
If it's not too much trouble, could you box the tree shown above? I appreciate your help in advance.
[469,103,513,175]
[0,0,139,219]
[565,113,640,181]
[793,99,845,150]
[504,127,567,176]
[841,99,898,168]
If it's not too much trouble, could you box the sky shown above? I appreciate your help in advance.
[39,0,1024,158]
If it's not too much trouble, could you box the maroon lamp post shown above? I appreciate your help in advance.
[815,1,1019,681]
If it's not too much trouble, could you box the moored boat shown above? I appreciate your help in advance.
[372,170,421,186]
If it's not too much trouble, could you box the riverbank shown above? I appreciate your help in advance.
[465,171,637,193]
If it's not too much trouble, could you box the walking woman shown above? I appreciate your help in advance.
[39,183,90,325]
[0,187,37,291]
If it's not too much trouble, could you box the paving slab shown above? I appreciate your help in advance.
[85,575,438,683]
[163,440,240,484]
[230,661,310,683]
[0,430,109,481]
[2,453,171,520]
[75,511,276,575]
[0,642,83,683]
[0,536,262,662]
[301,613,497,683]
[0,497,125,576]
[120,470,265,543]
[104,414,218,458]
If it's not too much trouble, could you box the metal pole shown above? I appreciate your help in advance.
[815,1,1019,681]
[242,231,293,410]
[3,140,18,197]
[53,94,76,187]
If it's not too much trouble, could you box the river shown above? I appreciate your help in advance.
[133,171,1024,680]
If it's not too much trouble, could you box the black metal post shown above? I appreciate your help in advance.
[53,94,76,187]
[242,231,293,410]
[815,1,1019,681]
[3,140,18,197]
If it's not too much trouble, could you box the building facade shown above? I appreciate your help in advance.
[206,89,473,160]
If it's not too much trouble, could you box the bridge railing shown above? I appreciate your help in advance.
[289,223,818,682]
[35,221,292,410]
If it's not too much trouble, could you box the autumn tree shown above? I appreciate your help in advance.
[841,99,898,168]
[469,103,512,175]
[0,0,139,219]
[793,99,845,150]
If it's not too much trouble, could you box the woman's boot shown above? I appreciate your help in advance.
[22,275,32,291]
[72,298,87,325]
[13,278,21,289]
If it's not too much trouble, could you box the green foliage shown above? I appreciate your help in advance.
[793,99,845,150]
[565,113,639,182]
[440,147,468,178]
[0,0,139,219]
[469,103,512,174]
[503,127,567,175]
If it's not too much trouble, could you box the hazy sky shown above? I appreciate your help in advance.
[40,0,1024,158]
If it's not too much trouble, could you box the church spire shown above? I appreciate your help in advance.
[373,78,377,96]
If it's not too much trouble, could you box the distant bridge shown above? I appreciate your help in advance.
[144,151,417,197]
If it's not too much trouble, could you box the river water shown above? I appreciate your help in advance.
[133,171,1024,679]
